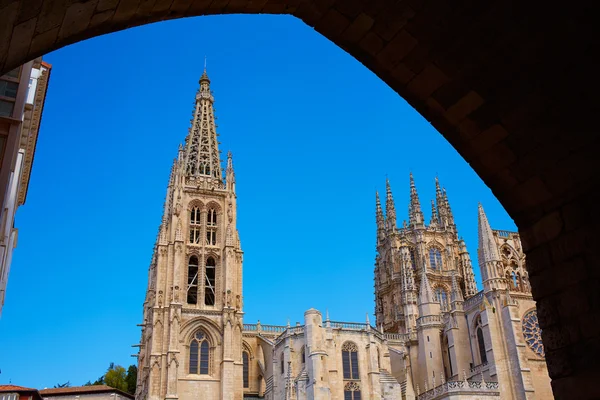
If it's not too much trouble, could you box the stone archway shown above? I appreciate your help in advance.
[1,1,598,398]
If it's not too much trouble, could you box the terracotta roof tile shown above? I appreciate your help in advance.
[0,385,37,392]
[39,386,133,399]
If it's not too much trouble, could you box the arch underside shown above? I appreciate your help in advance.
[1,0,598,398]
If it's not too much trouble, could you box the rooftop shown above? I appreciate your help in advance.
[39,386,133,400]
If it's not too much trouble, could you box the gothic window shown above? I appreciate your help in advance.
[342,342,359,380]
[301,347,305,364]
[243,351,249,388]
[512,271,519,291]
[409,248,417,270]
[343,382,361,400]
[523,310,545,357]
[429,248,443,269]
[475,316,487,365]
[280,353,285,374]
[189,207,202,244]
[204,257,216,306]
[435,287,448,309]
[189,330,210,375]
[207,208,217,226]
[376,348,381,369]
[187,256,199,305]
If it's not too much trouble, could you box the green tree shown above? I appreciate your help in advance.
[125,365,137,395]
[104,364,128,392]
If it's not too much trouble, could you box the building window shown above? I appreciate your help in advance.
[0,394,19,400]
[280,353,285,374]
[342,342,359,380]
[301,347,305,364]
[187,256,199,305]
[344,382,361,400]
[435,287,448,309]
[0,99,15,117]
[0,80,19,98]
[189,207,201,244]
[376,348,381,369]
[243,351,249,388]
[206,229,216,246]
[476,316,487,365]
[189,331,210,375]
[409,248,417,270]
[429,248,443,269]
[205,257,216,305]
[207,208,217,226]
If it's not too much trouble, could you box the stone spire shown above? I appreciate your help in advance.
[409,173,424,226]
[435,177,446,226]
[450,269,464,304]
[478,203,503,292]
[478,203,500,263]
[418,263,435,305]
[226,151,235,192]
[183,69,223,182]
[429,200,438,227]
[385,179,397,230]
[443,188,455,226]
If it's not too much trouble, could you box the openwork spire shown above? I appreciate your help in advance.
[478,203,500,263]
[376,191,384,228]
[430,200,438,226]
[385,179,397,229]
[419,263,435,304]
[450,270,464,303]
[183,69,223,182]
[409,173,424,226]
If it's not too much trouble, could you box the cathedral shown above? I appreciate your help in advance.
[135,70,553,400]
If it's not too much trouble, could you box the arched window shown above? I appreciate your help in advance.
[429,248,443,269]
[207,208,217,227]
[344,382,361,400]
[342,342,359,380]
[376,348,381,369]
[189,331,210,375]
[242,351,249,388]
[189,207,201,244]
[475,317,487,365]
[301,347,305,364]
[512,271,519,290]
[409,248,417,270]
[187,256,199,305]
[205,257,216,306]
[435,287,448,310]
[280,353,285,374]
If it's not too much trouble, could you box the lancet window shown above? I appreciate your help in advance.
[342,342,360,380]
[189,207,202,244]
[204,257,216,306]
[435,287,448,310]
[280,353,285,374]
[475,316,487,365]
[187,256,199,305]
[343,382,361,400]
[207,208,217,226]
[409,248,417,270]
[189,330,211,375]
[429,248,443,270]
[243,351,249,388]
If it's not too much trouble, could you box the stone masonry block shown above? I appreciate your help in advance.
[58,0,98,41]
[375,29,417,70]
[443,90,484,125]
[407,62,447,100]
[340,12,373,43]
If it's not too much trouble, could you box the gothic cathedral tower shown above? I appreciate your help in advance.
[136,70,244,400]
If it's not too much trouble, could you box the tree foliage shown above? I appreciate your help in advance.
[87,363,137,394]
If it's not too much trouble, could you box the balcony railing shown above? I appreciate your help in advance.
[417,379,499,400]
[329,321,369,330]
[464,290,484,309]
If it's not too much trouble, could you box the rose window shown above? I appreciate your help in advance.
[522,310,544,357]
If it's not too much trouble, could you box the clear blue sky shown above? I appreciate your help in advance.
[0,14,516,388]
